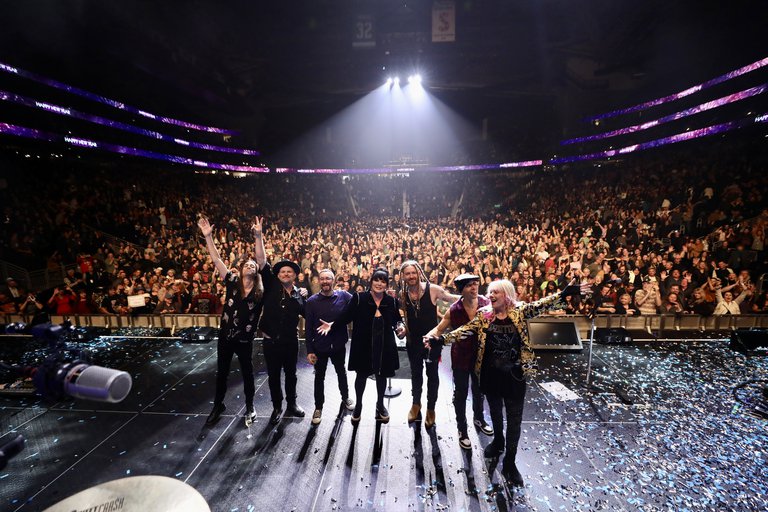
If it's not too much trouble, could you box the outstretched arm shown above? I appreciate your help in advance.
[198,216,229,278]
[425,309,452,339]
[251,216,267,269]
[734,287,752,305]
[519,278,575,320]
[437,312,486,346]
[430,284,460,305]
[519,291,567,319]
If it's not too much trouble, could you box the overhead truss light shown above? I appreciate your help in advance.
[408,74,422,84]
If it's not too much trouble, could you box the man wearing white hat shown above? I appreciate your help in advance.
[425,274,493,450]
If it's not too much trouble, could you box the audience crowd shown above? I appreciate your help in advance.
[1,141,767,321]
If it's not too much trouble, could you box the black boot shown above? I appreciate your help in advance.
[286,402,305,417]
[351,404,362,425]
[502,463,524,487]
[205,403,226,426]
[483,438,504,458]
[375,404,389,423]
[269,406,283,425]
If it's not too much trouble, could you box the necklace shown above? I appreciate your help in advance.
[407,287,421,318]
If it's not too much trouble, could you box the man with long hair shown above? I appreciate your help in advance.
[198,215,265,427]
[426,279,570,487]
[399,260,458,429]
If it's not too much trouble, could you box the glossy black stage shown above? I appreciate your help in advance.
[1,330,767,511]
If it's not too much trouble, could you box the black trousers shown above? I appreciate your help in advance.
[486,379,526,471]
[314,349,350,409]
[354,372,386,413]
[214,337,255,409]
[452,367,486,433]
[407,341,439,409]
[263,338,299,408]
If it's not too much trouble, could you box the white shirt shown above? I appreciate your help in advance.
[714,289,747,315]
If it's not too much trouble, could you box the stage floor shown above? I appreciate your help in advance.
[1,332,767,511]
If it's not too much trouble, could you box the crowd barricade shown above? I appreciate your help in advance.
[1,314,223,331]
[4,314,27,326]
[2,313,767,340]
[543,314,768,340]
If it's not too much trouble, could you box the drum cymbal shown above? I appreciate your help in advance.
[43,475,210,512]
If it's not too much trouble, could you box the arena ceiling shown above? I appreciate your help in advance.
[1,0,765,155]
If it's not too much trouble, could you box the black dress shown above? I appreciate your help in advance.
[345,291,402,377]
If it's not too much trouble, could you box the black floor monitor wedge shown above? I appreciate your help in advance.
[528,319,583,351]
[730,328,768,356]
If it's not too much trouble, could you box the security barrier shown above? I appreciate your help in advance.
[2,313,767,340]
[566,313,768,340]
[1,314,305,337]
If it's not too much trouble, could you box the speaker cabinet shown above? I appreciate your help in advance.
[595,327,633,345]
[730,328,768,355]
[528,320,583,351]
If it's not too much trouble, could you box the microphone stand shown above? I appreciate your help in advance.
[384,321,406,398]
[584,311,600,392]
[584,312,633,404]
[384,377,401,398]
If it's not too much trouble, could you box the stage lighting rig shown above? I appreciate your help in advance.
[408,74,422,85]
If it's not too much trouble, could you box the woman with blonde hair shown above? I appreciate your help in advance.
[425,278,571,487]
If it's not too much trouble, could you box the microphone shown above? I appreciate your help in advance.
[0,434,25,471]
[34,362,133,403]
[4,322,133,403]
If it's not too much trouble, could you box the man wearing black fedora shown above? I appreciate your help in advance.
[256,247,308,424]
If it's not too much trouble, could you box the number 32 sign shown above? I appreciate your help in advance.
[353,14,375,49]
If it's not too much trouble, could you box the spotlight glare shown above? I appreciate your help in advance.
[414,74,422,84]
[386,77,392,86]
[394,76,400,86]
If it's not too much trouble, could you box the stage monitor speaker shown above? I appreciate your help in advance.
[179,327,216,343]
[595,327,633,345]
[730,328,768,356]
[528,320,582,351]
[70,326,110,342]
